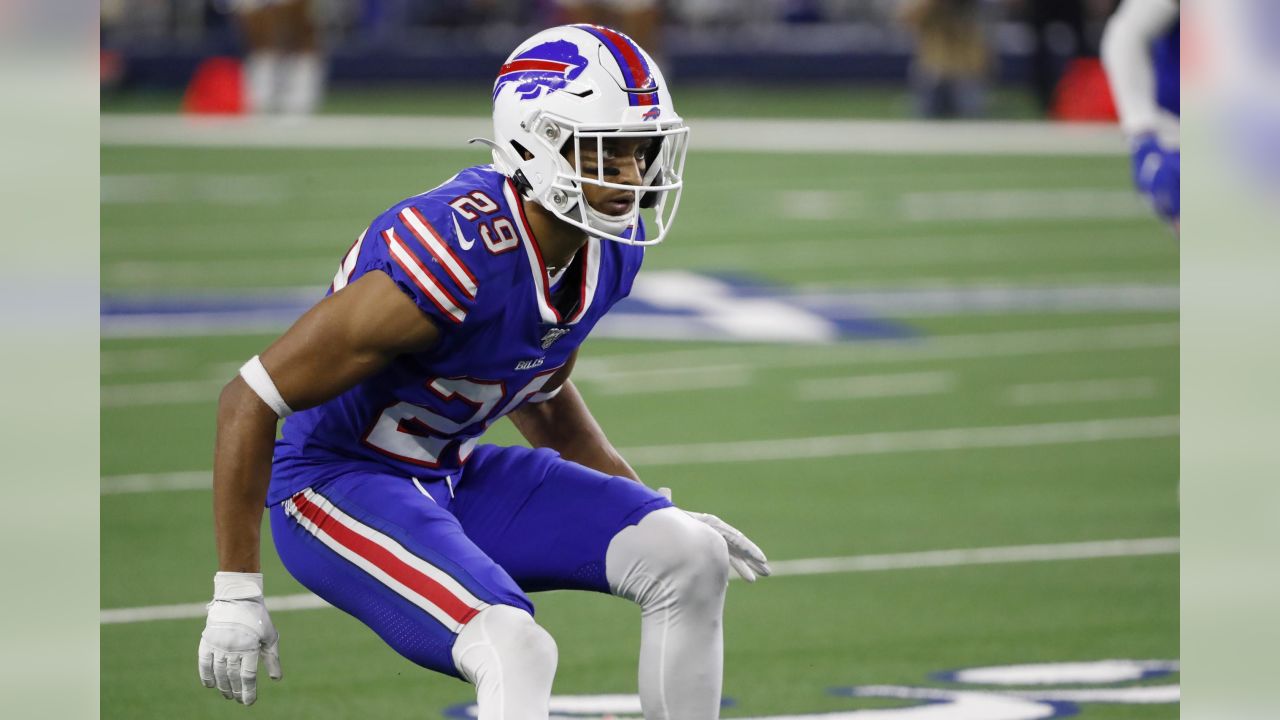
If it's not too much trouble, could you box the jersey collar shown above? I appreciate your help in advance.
[505,178,601,326]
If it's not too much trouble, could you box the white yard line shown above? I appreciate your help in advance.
[900,189,1147,222]
[101,324,1178,406]
[1006,378,1161,406]
[100,173,290,206]
[100,115,1127,156]
[621,415,1177,466]
[101,414,1177,495]
[101,471,212,494]
[588,365,754,395]
[101,379,226,407]
[795,371,955,401]
[776,189,1147,223]
[574,323,1179,380]
[100,536,1176,625]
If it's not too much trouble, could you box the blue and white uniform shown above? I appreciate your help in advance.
[1102,0,1181,223]
[267,164,670,676]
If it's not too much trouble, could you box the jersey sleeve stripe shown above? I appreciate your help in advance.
[400,207,479,300]
[332,229,367,293]
[284,489,487,632]
[384,229,467,324]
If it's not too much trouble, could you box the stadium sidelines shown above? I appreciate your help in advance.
[100,414,1177,495]
[99,115,1127,155]
[100,537,1178,624]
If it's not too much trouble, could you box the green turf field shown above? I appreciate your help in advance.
[101,100,1178,718]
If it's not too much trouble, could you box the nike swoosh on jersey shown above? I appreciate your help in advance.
[452,214,476,251]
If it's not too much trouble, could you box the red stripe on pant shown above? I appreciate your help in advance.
[290,491,480,627]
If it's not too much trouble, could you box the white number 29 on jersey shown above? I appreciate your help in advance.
[362,370,558,468]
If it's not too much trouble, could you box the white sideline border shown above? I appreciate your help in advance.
[100,537,1177,625]
[100,115,1127,156]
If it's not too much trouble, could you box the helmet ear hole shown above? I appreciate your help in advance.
[509,139,532,161]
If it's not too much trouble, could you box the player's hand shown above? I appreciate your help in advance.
[198,572,283,705]
[1131,133,1180,224]
[657,487,772,582]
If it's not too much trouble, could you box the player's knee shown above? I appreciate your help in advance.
[452,605,557,684]
[607,507,729,608]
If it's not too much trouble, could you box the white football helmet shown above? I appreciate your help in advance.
[478,24,689,246]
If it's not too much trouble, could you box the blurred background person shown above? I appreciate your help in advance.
[1101,0,1180,227]
[220,0,326,115]
[898,0,993,119]
[1020,0,1090,115]
[550,0,663,67]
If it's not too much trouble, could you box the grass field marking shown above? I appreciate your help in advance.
[587,365,753,395]
[102,471,212,494]
[794,371,955,401]
[99,536,1176,624]
[900,189,1147,222]
[621,415,1177,466]
[666,235,1171,270]
[1006,377,1161,406]
[100,347,189,375]
[99,324,1175,406]
[794,283,1177,317]
[101,414,1176,493]
[100,115,1127,155]
[768,537,1178,578]
[794,270,1181,292]
[101,173,290,206]
[101,378,226,407]
[105,258,335,285]
[575,322,1179,378]
[774,188,1146,223]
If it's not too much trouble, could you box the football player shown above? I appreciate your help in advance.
[1102,0,1181,228]
[196,24,770,720]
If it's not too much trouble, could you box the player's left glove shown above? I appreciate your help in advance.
[1131,133,1180,224]
[657,487,772,582]
[197,572,283,705]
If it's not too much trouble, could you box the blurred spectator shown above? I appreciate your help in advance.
[220,0,325,115]
[1020,0,1090,114]
[551,0,663,66]
[898,0,992,119]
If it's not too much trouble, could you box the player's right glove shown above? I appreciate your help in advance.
[1131,133,1180,224]
[197,572,283,705]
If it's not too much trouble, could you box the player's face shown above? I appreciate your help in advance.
[568,137,653,217]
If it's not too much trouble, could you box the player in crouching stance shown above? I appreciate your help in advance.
[196,25,769,719]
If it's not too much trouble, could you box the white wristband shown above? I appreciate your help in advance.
[213,571,264,600]
[239,355,294,418]
[526,384,563,404]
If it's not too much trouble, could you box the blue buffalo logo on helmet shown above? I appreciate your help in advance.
[493,40,590,101]
[642,107,661,121]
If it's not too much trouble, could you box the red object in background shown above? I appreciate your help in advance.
[1050,57,1119,122]
[182,57,245,115]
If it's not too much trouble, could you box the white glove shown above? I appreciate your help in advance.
[658,487,772,582]
[198,572,283,705]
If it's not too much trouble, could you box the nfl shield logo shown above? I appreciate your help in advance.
[540,327,570,350]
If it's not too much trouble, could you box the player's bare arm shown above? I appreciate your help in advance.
[213,270,439,573]
[506,349,641,482]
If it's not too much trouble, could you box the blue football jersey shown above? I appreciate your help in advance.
[268,165,645,505]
